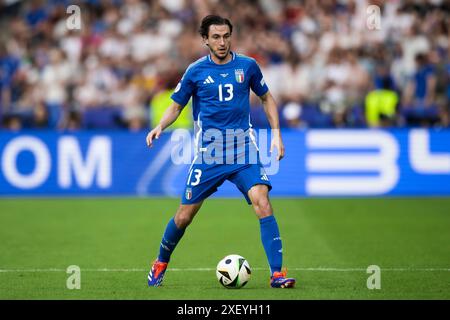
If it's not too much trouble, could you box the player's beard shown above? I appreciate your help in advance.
[212,46,230,62]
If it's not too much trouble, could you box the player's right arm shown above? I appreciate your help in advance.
[147,63,195,147]
[146,101,184,148]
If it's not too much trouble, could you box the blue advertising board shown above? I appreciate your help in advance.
[0,129,449,197]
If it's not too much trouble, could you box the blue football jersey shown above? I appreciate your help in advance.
[171,52,269,152]
[172,53,273,204]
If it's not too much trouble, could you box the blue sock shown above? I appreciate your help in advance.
[157,218,185,263]
[259,215,282,275]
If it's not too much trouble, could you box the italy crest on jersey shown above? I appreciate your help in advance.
[235,69,244,83]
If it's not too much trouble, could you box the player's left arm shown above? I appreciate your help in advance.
[259,91,285,161]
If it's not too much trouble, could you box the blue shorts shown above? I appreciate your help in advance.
[181,162,272,205]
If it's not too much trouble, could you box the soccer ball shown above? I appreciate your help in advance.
[216,254,251,288]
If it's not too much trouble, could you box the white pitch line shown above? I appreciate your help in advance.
[0,267,449,273]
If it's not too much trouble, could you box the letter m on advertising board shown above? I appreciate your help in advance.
[58,136,111,189]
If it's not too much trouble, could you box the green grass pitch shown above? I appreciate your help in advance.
[0,197,449,299]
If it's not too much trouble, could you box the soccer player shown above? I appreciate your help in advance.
[146,15,296,288]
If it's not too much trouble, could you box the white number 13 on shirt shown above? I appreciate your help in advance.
[218,84,233,102]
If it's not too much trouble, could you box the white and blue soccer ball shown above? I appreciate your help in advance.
[216,254,251,288]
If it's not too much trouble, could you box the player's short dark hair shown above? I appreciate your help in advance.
[198,15,233,38]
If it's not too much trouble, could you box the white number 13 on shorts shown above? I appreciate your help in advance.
[187,169,202,186]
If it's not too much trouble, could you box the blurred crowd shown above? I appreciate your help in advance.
[0,0,449,131]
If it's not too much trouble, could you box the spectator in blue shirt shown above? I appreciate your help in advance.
[402,53,439,126]
[403,53,437,108]
[0,44,20,112]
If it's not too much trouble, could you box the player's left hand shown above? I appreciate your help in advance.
[270,131,285,161]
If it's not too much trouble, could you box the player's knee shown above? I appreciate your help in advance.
[174,206,196,228]
[252,196,272,217]
[174,213,192,228]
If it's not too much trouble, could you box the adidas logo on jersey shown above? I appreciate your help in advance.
[203,76,214,84]
[261,174,269,181]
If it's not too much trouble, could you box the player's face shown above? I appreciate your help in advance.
[205,24,231,61]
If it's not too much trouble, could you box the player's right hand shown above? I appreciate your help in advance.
[146,125,162,148]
